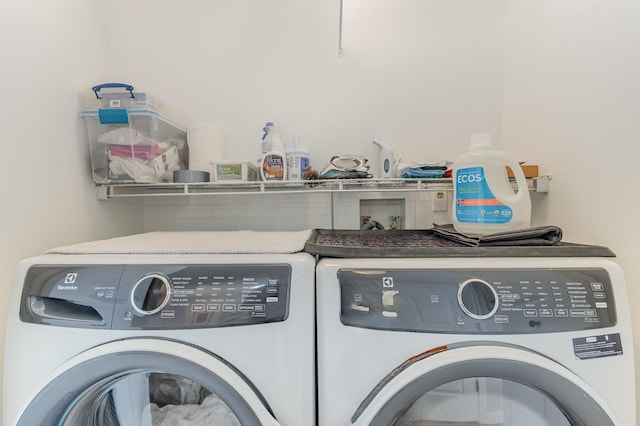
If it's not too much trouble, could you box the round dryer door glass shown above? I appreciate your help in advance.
[393,378,571,425]
[352,345,617,426]
[64,372,242,425]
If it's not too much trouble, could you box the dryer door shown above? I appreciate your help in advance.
[351,345,618,426]
[15,338,280,426]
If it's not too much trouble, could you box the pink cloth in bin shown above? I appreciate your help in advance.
[109,144,165,160]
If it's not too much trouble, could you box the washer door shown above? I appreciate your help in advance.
[16,338,280,426]
[351,345,617,426]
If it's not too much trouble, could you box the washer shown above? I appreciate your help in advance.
[4,233,315,426]
[316,256,636,426]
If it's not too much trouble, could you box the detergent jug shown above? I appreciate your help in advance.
[452,133,531,235]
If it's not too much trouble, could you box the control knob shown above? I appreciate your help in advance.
[130,273,172,315]
[457,278,499,320]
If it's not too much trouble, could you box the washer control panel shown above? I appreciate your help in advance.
[21,264,291,329]
[339,268,616,333]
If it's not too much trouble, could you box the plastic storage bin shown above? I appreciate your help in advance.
[81,83,188,184]
[212,161,259,182]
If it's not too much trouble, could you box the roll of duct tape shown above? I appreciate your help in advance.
[173,170,210,183]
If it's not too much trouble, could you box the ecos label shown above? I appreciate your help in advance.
[455,166,513,224]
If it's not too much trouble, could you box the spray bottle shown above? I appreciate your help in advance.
[372,140,397,178]
[261,122,275,154]
[260,122,286,181]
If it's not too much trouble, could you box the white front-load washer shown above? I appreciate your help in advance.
[4,232,316,426]
[316,256,636,426]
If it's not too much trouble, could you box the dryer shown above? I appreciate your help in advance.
[4,232,315,426]
[316,256,636,426]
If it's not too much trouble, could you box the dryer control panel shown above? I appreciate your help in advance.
[20,264,291,329]
[338,268,616,333]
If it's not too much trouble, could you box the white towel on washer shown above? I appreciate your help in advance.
[45,230,313,255]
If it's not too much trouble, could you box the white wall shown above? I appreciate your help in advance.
[502,0,640,410]
[107,0,504,173]
[0,0,144,415]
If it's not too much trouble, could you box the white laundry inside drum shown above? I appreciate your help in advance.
[73,372,240,426]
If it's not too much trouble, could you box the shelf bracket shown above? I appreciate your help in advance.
[338,0,344,56]
[96,186,109,201]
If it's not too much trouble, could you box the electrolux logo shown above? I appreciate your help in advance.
[58,285,78,290]
[58,273,79,290]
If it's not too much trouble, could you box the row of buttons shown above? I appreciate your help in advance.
[190,303,267,313]
[523,308,597,318]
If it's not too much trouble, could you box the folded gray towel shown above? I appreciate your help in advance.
[433,223,563,247]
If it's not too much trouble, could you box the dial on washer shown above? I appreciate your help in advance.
[458,278,499,320]
[131,274,172,315]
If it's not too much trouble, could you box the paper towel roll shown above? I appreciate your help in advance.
[187,123,225,179]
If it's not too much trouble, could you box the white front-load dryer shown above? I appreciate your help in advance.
[4,232,316,426]
[316,256,636,426]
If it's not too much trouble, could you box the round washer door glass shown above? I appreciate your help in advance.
[16,339,278,426]
[64,371,242,426]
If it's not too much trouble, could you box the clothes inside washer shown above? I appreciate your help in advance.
[146,374,240,426]
[99,373,240,426]
[147,394,240,426]
[149,373,209,406]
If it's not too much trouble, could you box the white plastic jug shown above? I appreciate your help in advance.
[286,136,310,181]
[451,133,531,235]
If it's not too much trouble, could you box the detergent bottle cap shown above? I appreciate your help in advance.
[289,135,303,150]
[469,133,492,150]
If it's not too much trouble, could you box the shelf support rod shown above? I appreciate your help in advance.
[338,0,344,56]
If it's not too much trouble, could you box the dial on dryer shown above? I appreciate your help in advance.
[458,278,499,320]
[130,273,172,315]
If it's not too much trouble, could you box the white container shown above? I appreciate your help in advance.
[187,123,225,180]
[451,133,531,235]
[212,161,258,182]
[286,136,310,181]
[372,139,397,178]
